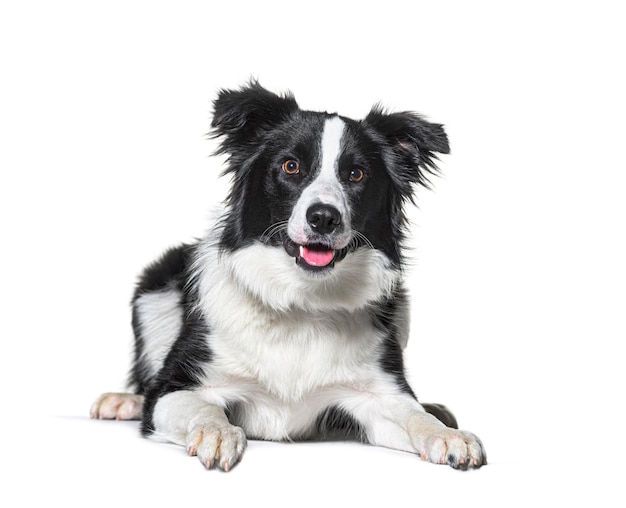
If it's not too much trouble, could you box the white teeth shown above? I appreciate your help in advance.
[299,245,305,258]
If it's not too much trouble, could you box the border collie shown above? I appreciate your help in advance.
[91,82,486,471]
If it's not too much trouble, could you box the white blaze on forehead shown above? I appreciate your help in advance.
[318,116,346,180]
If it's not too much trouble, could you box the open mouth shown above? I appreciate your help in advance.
[298,244,335,268]
[283,238,345,272]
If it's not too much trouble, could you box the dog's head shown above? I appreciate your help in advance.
[211,81,449,280]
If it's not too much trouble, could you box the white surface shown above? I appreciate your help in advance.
[1,1,624,506]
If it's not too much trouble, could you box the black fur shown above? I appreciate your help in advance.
[315,406,366,441]
[372,289,416,398]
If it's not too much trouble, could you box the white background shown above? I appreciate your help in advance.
[1,1,624,506]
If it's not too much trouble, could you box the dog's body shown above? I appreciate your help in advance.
[91,83,486,470]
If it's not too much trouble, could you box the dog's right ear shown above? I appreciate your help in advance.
[211,81,299,155]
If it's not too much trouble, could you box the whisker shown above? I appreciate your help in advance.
[350,230,375,251]
[260,221,289,244]
[260,225,283,243]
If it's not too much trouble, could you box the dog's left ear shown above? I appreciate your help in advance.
[211,81,299,156]
[364,106,450,189]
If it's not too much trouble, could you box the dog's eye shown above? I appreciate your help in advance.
[349,168,365,183]
[282,159,300,175]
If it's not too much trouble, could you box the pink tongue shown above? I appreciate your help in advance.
[299,245,335,267]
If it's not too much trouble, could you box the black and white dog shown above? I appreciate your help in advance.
[91,82,486,471]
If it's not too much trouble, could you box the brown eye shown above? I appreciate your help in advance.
[282,159,300,175]
[349,167,364,183]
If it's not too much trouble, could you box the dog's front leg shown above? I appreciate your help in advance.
[352,394,486,469]
[150,390,247,471]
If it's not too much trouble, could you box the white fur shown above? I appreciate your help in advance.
[287,117,352,248]
[134,287,183,379]
[206,240,399,313]
[135,289,183,374]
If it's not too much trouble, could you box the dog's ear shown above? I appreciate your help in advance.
[211,81,299,155]
[364,106,450,189]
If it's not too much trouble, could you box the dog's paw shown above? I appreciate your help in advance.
[418,428,486,470]
[408,412,486,470]
[186,423,247,472]
[90,392,144,420]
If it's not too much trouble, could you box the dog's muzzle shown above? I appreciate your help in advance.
[283,204,348,273]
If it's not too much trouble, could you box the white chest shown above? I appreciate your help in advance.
[209,302,381,397]
[196,303,386,440]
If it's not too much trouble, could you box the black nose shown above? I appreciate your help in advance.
[306,204,341,235]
